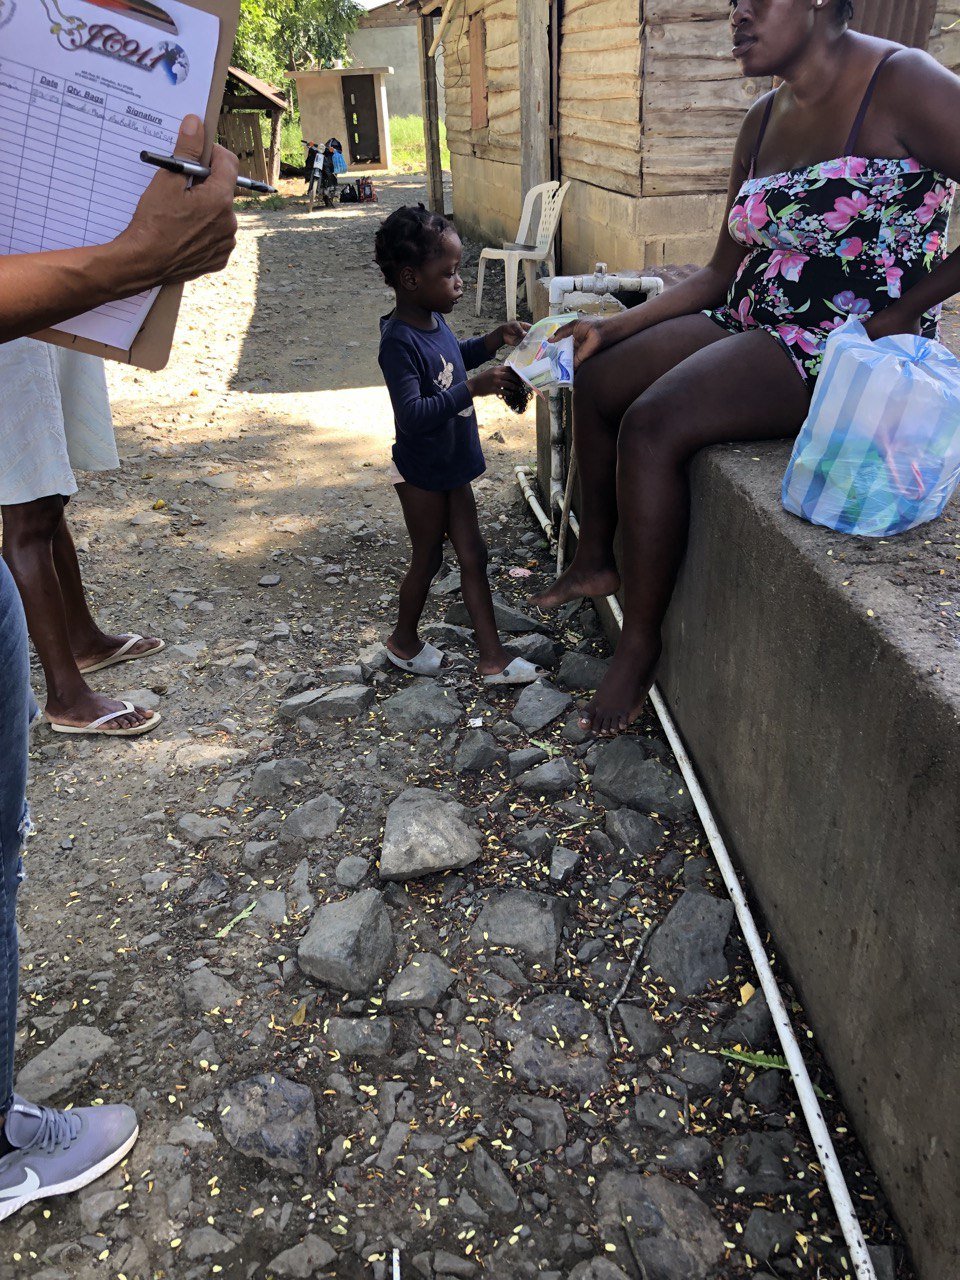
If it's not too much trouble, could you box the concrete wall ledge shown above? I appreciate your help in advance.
[652,442,959,1279]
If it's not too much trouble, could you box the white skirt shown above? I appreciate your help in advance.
[0,338,117,505]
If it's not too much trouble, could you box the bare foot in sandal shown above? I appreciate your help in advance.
[75,632,164,674]
[45,689,159,736]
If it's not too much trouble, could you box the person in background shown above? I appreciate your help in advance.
[304,139,320,199]
[0,341,162,737]
[0,114,236,1218]
[375,205,544,685]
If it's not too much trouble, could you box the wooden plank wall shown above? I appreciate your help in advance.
[641,1,770,198]
[559,0,643,198]
[444,0,519,165]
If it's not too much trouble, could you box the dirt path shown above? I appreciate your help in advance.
[8,176,911,1280]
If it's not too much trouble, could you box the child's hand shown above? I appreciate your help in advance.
[468,366,523,398]
[499,321,530,348]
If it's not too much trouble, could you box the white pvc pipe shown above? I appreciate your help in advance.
[515,466,556,546]
[518,486,879,1280]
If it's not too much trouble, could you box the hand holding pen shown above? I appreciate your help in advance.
[114,115,239,290]
[141,148,277,194]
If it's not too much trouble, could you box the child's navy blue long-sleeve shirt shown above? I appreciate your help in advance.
[379,312,490,491]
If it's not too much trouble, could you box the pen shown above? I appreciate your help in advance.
[139,150,278,194]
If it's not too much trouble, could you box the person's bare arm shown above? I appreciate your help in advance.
[559,97,766,367]
[0,115,238,344]
[866,51,960,338]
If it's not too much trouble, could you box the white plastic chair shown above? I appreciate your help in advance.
[476,180,571,322]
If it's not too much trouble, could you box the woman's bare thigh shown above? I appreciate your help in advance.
[577,314,731,424]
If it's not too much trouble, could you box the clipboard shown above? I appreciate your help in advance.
[29,0,240,371]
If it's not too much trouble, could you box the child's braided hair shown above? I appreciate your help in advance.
[375,205,455,287]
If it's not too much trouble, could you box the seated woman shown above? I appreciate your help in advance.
[532,0,960,734]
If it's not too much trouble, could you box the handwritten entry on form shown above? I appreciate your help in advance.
[0,0,219,349]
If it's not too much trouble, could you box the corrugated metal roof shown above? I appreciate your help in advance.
[851,0,938,48]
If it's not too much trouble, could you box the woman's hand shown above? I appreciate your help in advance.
[864,306,922,342]
[551,316,615,369]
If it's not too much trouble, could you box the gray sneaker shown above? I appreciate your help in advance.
[0,1095,139,1220]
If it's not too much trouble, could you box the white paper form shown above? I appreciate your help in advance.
[0,0,219,348]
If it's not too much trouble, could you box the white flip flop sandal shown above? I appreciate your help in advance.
[483,657,548,686]
[79,634,165,674]
[386,641,446,676]
[47,702,162,737]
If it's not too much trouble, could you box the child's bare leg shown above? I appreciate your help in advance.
[447,485,510,675]
[390,483,448,660]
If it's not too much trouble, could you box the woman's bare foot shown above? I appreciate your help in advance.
[45,690,156,732]
[579,636,661,736]
[530,561,621,612]
[74,633,162,672]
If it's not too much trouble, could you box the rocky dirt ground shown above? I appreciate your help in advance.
[6,174,926,1279]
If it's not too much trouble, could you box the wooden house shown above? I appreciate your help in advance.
[408,0,960,274]
[218,67,288,189]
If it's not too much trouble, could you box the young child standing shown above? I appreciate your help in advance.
[375,205,545,684]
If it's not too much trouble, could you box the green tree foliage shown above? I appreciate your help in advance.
[233,0,362,85]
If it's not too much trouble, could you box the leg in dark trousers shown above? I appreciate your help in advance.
[389,483,448,662]
[447,484,510,676]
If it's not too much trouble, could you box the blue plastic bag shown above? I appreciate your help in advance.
[782,318,960,537]
[332,149,347,174]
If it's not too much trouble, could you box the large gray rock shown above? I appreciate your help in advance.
[473,889,568,967]
[266,1235,337,1277]
[596,1172,725,1277]
[517,757,580,796]
[472,1144,519,1213]
[619,1004,665,1057]
[647,891,734,996]
[568,1261,631,1280]
[446,595,537,634]
[495,994,609,1096]
[556,652,610,691]
[248,757,310,798]
[605,808,664,859]
[382,682,462,731]
[183,966,242,1014]
[219,1074,320,1175]
[510,681,571,733]
[454,729,504,774]
[385,953,456,1011]
[380,789,481,881]
[16,1027,117,1103]
[721,1131,803,1194]
[279,794,344,844]
[592,738,693,819]
[297,889,394,993]
[716,990,774,1049]
[280,685,374,722]
[511,632,561,668]
[743,1209,804,1261]
[324,1017,394,1058]
[508,1096,567,1151]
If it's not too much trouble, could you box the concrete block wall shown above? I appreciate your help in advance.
[654,446,960,1280]
[452,164,727,275]
[449,152,523,243]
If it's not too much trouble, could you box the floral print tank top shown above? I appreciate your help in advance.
[706,52,956,388]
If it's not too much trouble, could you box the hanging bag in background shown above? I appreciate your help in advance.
[333,149,347,175]
[782,318,960,537]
